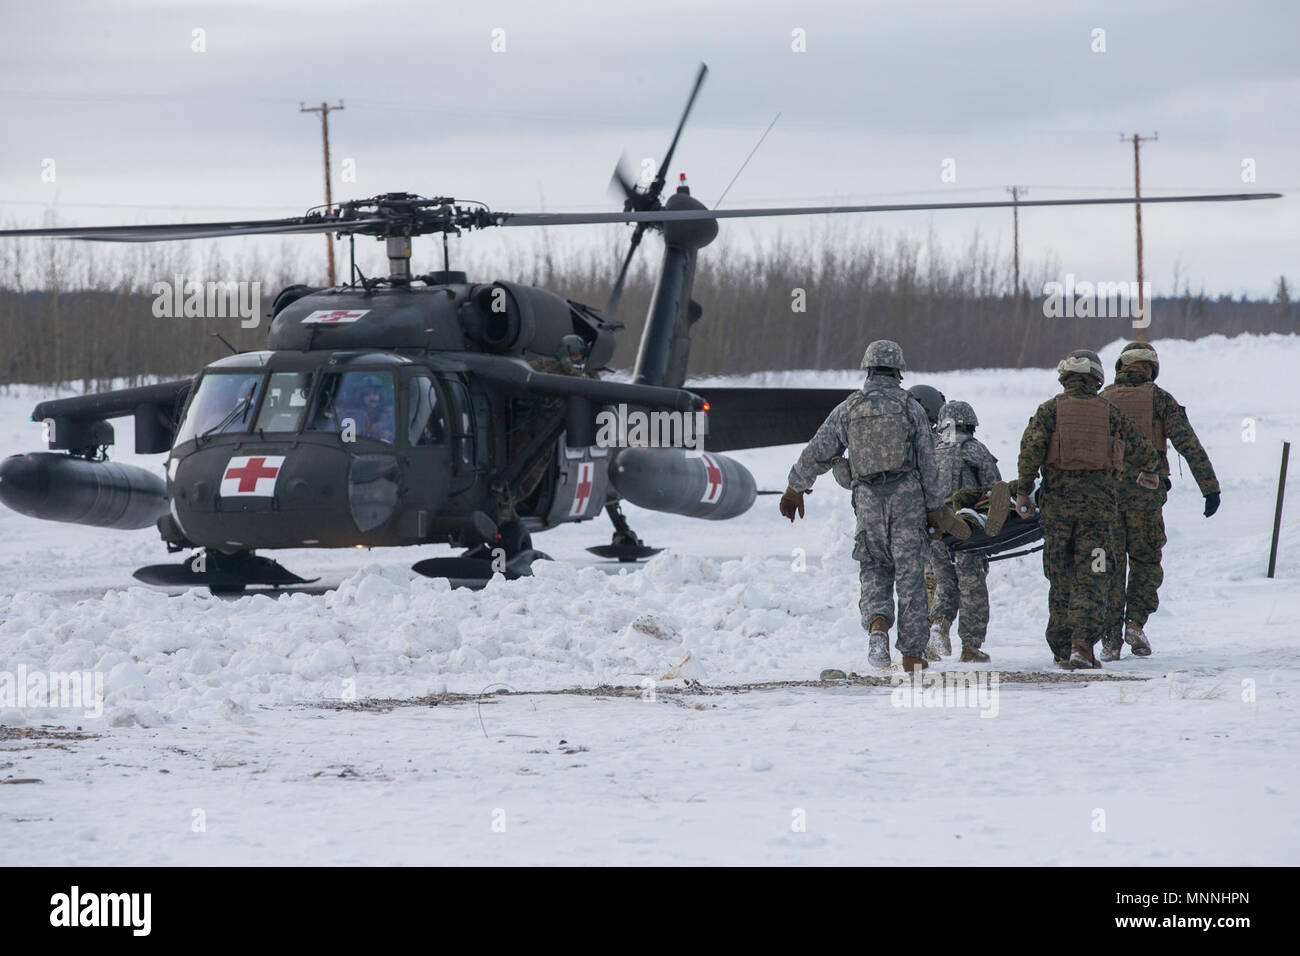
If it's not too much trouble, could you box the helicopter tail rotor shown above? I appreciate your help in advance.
[602,62,709,320]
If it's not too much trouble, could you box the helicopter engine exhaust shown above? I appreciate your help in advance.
[608,446,755,520]
[0,452,168,530]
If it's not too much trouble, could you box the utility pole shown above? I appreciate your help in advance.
[301,100,345,285]
[1121,131,1157,341]
[1006,185,1028,296]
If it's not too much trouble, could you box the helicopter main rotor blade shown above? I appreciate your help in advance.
[0,217,387,242]
[493,192,1282,227]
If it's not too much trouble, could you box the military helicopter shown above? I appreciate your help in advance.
[0,65,1280,592]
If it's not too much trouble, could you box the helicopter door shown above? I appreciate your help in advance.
[441,376,477,475]
[399,371,451,522]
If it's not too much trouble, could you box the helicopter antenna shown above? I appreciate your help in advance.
[208,331,237,354]
[443,230,450,273]
[351,253,373,291]
[714,112,781,209]
[348,234,356,287]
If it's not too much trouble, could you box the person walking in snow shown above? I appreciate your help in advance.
[1099,341,1221,660]
[779,340,968,673]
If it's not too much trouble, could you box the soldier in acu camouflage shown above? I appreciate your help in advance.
[926,400,1001,663]
[907,384,946,618]
[780,340,966,673]
[1099,342,1220,660]
[1017,348,1161,669]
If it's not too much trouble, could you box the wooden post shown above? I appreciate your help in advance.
[300,101,345,285]
[1268,441,1290,578]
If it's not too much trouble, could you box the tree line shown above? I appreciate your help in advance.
[1,228,1294,388]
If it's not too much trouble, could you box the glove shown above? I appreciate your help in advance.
[1014,493,1035,518]
[779,486,809,521]
[1203,492,1220,518]
[1136,471,1160,491]
[927,507,972,541]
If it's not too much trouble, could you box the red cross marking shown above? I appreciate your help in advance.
[315,311,356,323]
[570,461,594,516]
[225,457,279,493]
[701,453,723,504]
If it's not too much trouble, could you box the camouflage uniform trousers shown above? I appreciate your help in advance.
[1038,476,1116,659]
[1106,484,1167,640]
[852,475,931,658]
[929,540,990,649]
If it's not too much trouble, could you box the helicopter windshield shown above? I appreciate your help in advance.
[254,372,313,432]
[308,370,396,444]
[173,372,263,446]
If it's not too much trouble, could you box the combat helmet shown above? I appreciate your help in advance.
[556,334,586,362]
[1056,348,1104,386]
[907,384,946,425]
[860,339,906,372]
[1115,341,1159,379]
[938,400,979,430]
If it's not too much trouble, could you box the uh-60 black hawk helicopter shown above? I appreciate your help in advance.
[0,65,1280,592]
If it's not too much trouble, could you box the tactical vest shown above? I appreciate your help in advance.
[1104,382,1166,454]
[845,385,915,482]
[1044,395,1123,471]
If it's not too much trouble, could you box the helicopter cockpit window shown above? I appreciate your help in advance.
[308,370,396,444]
[173,372,264,446]
[254,372,313,432]
[407,377,446,446]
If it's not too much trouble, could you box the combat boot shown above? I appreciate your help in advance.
[1065,639,1102,670]
[901,654,929,673]
[867,618,893,671]
[959,644,990,663]
[984,480,1011,536]
[1099,638,1123,662]
[928,617,952,657]
[1124,620,1152,657]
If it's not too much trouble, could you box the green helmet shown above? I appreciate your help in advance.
[556,334,586,361]
[938,400,978,429]
[907,384,946,425]
[1116,341,1159,379]
[860,339,906,372]
[1057,348,1104,386]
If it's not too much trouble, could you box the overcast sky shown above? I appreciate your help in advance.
[0,0,1295,295]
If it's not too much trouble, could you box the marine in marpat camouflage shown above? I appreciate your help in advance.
[782,340,951,671]
[1099,342,1220,658]
[928,399,1001,660]
[1018,349,1160,669]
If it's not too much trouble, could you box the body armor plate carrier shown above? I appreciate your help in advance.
[1045,395,1124,472]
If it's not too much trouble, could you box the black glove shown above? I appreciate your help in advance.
[779,486,809,521]
[1203,492,1220,518]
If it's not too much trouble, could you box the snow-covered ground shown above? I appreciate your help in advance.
[1,334,1297,864]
